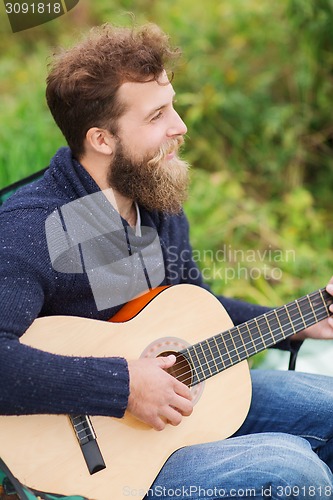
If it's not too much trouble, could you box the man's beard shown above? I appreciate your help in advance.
[107,137,190,215]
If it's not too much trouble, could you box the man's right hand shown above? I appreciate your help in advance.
[127,355,193,431]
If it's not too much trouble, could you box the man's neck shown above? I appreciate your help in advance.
[79,155,137,227]
[107,190,137,227]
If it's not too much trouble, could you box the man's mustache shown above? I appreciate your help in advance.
[147,136,185,167]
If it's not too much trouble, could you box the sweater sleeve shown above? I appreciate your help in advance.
[0,209,129,417]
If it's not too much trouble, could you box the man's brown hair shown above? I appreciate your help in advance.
[46,23,181,158]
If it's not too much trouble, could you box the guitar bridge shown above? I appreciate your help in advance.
[69,415,106,475]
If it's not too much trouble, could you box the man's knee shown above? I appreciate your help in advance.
[260,433,332,494]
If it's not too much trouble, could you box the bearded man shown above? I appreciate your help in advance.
[0,23,333,499]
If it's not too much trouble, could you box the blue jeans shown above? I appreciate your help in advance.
[145,370,333,499]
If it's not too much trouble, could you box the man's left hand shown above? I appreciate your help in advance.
[294,277,333,341]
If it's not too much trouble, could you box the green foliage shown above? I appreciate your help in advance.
[0,47,63,186]
[185,168,333,305]
[1,0,333,313]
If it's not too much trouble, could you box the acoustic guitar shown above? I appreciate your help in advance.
[0,284,331,499]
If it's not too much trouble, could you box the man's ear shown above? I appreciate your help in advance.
[85,127,115,156]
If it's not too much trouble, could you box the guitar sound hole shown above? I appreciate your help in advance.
[158,351,193,387]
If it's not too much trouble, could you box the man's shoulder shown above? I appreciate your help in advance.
[1,175,63,216]
[0,148,78,218]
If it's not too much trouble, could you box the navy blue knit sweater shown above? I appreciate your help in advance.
[0,147,289,417]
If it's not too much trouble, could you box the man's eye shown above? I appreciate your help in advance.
[151,111,163,122]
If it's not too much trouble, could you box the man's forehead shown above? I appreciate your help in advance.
[118,72,175,117]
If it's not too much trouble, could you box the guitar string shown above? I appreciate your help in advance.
[181,290,331,370]
[169,290,330,380]
[174,306,329,387]
[172,307,329,387]
[183,300,329,380]
[71,417,99,443]
[71,416,94,440]
[206,294,330,361]
[168,295,331,386]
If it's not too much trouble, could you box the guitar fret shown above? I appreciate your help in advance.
[222,330,233,366]
[223,330,240,364]
[216,333,232,368]
[284,304,296,335]
[264,314,274,341]
[207,338,222,372]
[238,323,257,357]
[235,325,249,358]
[226,330,241,361]
[275,307,290,339]
[298,294,315,326]
[295,299,307,330]
[203,339,219,376]
[206,338,219,372]
[186,347,202,384]
[263,312,279,343]
[319,289,330,316]
[254,317,268,349]
[230,328,244,361]
[308,294,318,323]
[191,344,205,378]
[197,342,213,378]
[273,310,286,339]
[232,328,247,359]
[213,336,226,370]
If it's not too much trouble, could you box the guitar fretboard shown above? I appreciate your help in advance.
[180,288,332,386]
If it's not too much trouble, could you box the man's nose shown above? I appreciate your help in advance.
[167,110,187,137]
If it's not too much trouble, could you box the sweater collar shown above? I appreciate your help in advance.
[49,147,101,201]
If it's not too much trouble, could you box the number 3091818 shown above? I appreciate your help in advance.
[5,3,62,14]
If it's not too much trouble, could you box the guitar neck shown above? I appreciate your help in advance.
[182,288,333,386]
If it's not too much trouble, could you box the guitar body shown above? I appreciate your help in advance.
[0,285,251,499]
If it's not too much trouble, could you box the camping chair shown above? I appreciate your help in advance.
[0,168,47,207]
[0,169,299,372]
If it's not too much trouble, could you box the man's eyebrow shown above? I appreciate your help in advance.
[144,92,176,121]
